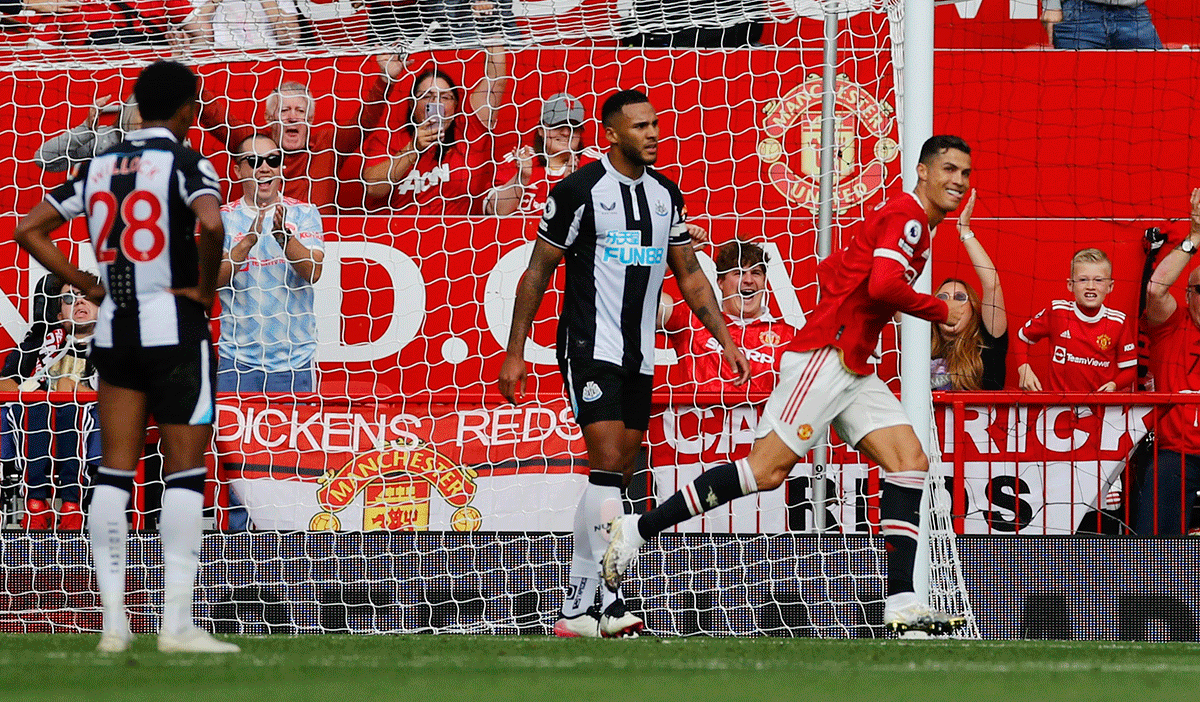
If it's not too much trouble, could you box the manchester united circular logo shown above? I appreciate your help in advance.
[759,329,782,347]
[758,74,899,212]
[451,506,483,532]
[1096,334,1112,351]
[797,424,814,441]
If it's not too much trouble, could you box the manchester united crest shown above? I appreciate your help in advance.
[757,74,899,212]
[1096,334,1112,351]
[309,438,480,532]
[797,424,814,441]
[759,329,782,347]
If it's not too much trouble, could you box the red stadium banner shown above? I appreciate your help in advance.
[215,395,588,531]
[930,0,1199,49]
[3,50,1197,391]
[944,397,1152,535]
[649,398,1151,535]
[218,393,1154,535]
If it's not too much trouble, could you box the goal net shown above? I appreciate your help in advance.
[0,0,976,637]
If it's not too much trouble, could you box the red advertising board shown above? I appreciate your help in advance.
[213,393,1153,535]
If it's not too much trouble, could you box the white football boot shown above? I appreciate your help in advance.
[553,607,602,638]
[601,515,645,591]
[598,599,644,638]
[883,592,966,635]
[158,627,241,653]
[96,626,133,653]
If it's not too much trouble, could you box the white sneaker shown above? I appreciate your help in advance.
[553,607,601,638]
[601,515,645,591]
[96,627,133,653]
[598,599,644,638]
[158,627,241,653]
[883,593,965,635]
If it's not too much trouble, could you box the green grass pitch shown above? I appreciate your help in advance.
[2,634,1198,702]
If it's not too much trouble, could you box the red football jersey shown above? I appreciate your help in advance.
[787,192,948,375]
[662,304,797,394]
[1144,305,1200,455]
[1016,300,1136,392]
[493,148,601,215]
[362,112,495,215]
[197,77,389,214]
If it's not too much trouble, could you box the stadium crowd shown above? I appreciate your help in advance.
[1,2,1197,548]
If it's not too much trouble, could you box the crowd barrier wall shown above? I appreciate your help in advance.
[3,390,1191,537]
[2,532,1198,640]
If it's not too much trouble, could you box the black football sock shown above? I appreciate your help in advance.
[881,470,925,596]
[637,459,757,540]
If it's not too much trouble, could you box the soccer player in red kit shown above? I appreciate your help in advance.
[659,239,796,395]
[1015,248,1137,392]
[603,135,972,635]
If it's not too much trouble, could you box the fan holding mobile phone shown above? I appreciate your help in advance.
[425,101,446,131]
[361,44,510,216]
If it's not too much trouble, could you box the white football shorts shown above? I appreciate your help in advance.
[755,347,913,456]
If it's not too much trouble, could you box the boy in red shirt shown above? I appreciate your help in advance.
[659,239,797,396]
[1015,248,1136,392]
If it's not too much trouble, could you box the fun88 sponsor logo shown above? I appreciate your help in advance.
[603,230,664,266]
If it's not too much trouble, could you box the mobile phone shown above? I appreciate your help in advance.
[425,102,445,125]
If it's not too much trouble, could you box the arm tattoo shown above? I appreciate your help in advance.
[679,247,702,275]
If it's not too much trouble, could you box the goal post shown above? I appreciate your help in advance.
[0,0,977,638]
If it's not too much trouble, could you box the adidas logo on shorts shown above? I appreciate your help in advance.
[582,381,603,402]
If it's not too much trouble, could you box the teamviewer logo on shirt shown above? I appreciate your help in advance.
[603,230,664,266]
[1053,346,1067,364]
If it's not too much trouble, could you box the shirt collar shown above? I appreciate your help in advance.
[1072,301,1108,323]
[603,152,645,186]
[124,127,178,143]
[725,311,776,327]
[239,195,283,211]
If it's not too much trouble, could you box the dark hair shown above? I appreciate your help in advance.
[408,68,461,163]
[30,273,62,338]
[134,61,198,122]
[919,135,971,165]
[714,240,768,278]
[601,90,651,127]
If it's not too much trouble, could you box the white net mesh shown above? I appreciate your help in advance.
[926,397,978,638]
[0,0,972,637]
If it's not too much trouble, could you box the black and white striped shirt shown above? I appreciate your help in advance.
[46,127,221,349]
[539,155,689,375]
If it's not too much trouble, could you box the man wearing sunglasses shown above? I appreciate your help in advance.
[198,54,397,213]
[0,278,101,531]
[216,134,324,401]
[1138,188,1200,535]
